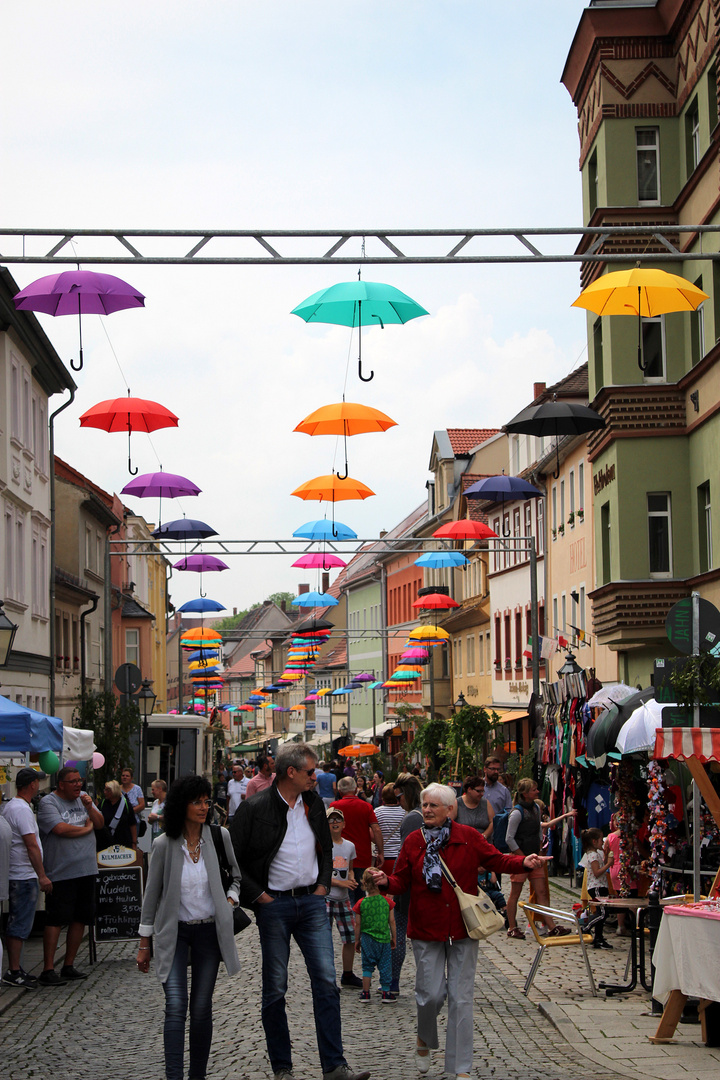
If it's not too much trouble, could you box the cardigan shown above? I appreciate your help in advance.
[138,824,242,983]
[385,820,526,942]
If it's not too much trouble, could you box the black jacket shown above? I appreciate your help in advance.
[229,783,332,906]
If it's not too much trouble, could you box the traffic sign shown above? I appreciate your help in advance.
[114,663,142,696]
[665,596,720,655]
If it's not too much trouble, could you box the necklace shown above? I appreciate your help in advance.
[184,833,203,863]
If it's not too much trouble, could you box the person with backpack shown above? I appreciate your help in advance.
[504,778,576,940]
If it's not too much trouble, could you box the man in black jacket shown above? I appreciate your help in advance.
[230,743,370,1080]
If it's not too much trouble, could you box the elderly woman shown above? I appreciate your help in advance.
[137,775,241,1080]
[99,780,137,852]
[372,782,547,1080]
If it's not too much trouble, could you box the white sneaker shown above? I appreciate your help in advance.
[416,1049,430,1074]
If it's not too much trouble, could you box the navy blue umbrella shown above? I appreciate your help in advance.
[464,475,542,501]
[178,598,226,613]
[153,518,218,540]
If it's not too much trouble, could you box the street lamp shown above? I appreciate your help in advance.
[136,678,157,798]
[0,600,19,667]
[557,651,582,677]
[451,692,467,713]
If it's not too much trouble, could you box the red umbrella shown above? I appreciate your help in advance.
[433,520,498,541]
[79,392,179,475]
[412,593,460,610]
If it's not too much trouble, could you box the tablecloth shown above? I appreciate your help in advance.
[653,910,720,1004]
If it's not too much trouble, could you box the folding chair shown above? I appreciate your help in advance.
[519,900,597,996]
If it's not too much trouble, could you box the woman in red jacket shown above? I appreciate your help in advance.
[370,783,548,1080]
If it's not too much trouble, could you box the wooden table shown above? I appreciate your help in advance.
[650,904,720,1045]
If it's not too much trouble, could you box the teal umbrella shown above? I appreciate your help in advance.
[291,280,428,382]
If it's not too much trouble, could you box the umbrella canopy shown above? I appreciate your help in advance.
[408,625,450,642]
[185,649,220,662]
[294,402,397,437]
[292,591,339,607]
[505,400,604,479]
[122,471,201,499]
[174,555,229,572]
[432,520,498,541]
[178,598,226,613]
[615,699,665,755]
[586,687,655,760]
[153,518,218,541]
[412,593,460,610]
[572,268,708,319]
[291,474,374,502]
[293,519,357,541]
[587,683,638,709]
[13,270,145,372]
[415,551,467,568]
[291,552,347,570]
[80,396,178,434]
[337,743,381,757]
[181,627,223,642]
[464,474,542,502]
[351,673,375,682]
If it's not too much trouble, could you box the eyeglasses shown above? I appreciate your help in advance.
[293,767,316,776]
[190,799,212,808]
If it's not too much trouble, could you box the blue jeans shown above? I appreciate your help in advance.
[6,878,39,940]
[162,921,221,1080]
[256,892,345,1075]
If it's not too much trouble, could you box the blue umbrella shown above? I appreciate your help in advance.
[185,649,220,662]
[415,551,468,568]
[178,598,226,613]
[464,475,542,501]
[152,518,218,540]
[293,519,357,541]
[292,591,339,607]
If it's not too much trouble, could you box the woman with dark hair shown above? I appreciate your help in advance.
[98,780,137,852]
[137,775,241,1080]
[355,775,369,801]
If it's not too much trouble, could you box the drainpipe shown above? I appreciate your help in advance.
[49,387,76,717]
[105,523,122,693]
[80,595,99,713]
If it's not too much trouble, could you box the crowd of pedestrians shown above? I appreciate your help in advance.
[1,745,557,1080]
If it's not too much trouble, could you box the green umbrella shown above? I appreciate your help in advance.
[291,279,428,382]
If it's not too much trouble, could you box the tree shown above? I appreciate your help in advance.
[408,704,505,780]
[73,691,142,791]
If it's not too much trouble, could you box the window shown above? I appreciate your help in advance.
[454,637,462,678]
[560,480,565,529]
[686,97,700,175]
[593,318,603,394]
[578,464,585,515]
[492,518,501,571]
[513,508,521,565]
[494,614,501,669]
[515,611,522,667]
[708,63,718,133]
[10,361,21,442]
[691,276,705,366]
[125,628,140,667]
[698,482,713,573]
[537,500,545,556]
[466,635,475,675]
[601,502,611,584]
[648,493,672,577]
[569,470,575,524]
[552,597,558,640]
[524,502,532,548]
[85,527,94,572]
[561,593,567,636]
[552,485,557,536]
[588,149,598,216]
[642,316,665,380]
[637,128,659,203]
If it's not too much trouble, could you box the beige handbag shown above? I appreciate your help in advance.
[439,855,505,940]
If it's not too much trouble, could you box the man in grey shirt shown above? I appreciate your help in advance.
[483,757,512,815]
[37,766,104,985]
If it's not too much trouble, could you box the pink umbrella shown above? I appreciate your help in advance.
[13,270,145,372]
[291,553,347,570]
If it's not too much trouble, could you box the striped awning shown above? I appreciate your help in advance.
[653,727,720,763]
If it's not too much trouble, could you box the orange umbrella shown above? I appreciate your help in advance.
[294,402,397,479]
[291,474,374,502]
[338,743,381,757]
[182,627,223,642]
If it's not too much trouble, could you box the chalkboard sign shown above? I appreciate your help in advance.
[95,867,144,942]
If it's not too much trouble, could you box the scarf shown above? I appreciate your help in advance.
[421,822,451,892]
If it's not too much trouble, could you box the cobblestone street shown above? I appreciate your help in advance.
[0,908,627,1080]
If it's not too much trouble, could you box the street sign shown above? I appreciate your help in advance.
[665,596,720,655]
[114,663,142,696]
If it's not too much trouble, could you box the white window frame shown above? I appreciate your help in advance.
[637,126,660,204]
[125,627,140,667]
[569,469,575,526]
[466,634,475,676]
[648,492,673,578]
[642,314,666,382]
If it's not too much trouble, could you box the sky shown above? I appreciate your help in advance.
[2,1,591,613]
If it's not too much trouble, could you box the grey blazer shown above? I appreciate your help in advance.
[138,824,242,983]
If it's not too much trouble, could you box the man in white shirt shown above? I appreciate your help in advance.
[2,768,53,990]
[226,764,245,819]
[231,743,370,1080]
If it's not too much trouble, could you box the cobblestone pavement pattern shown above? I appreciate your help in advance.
[0,906,632,1080]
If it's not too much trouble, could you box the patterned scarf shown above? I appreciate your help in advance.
[422,822,452,892]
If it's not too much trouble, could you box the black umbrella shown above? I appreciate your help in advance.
[586,686,655,760]
[465,474,543,536]
[295,616,335,634]
[506,400,605,479]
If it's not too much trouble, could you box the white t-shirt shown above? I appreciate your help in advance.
[227,779,244,816]
[580,848,608,890]
[329,837,356,901]
[2,797,43,880]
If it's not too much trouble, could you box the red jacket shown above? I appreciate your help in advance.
[386,821,527,942]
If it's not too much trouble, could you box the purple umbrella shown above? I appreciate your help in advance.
[13,270,145,372]
[121,471,201,531]
[173,555,229,572]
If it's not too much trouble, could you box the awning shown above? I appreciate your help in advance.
[491,708,528,724]
[653,727,720,763]
[353,721,397,740]
[308,733,332,747]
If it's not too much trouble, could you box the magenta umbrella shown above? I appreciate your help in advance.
[13,270,145,372]
[291,552,347,570]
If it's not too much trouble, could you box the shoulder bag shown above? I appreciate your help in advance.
[210,824,251,935]
[438,854,505,940]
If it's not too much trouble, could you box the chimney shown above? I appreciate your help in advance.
[233,607,237,616]
[379,530,387,538]
[533,382,546,401]
[281,599,286,612]
[299,583,310,594]
[322,572,330,594]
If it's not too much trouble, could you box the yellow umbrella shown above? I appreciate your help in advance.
[408,625,450,642]
[572,268,708,372]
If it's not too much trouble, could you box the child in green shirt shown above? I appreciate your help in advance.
[352,868,397,1003]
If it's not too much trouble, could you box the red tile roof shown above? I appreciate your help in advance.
[446,429,500,455]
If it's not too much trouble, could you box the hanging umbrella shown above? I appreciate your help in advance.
[174,554,228,572]
[181,627,223,642]
[505,400,605,480]
[294,401,397,479]
[291,552,347,570]
[615,699,665,755]
[291,474,374,502]
[338,743,381,757]
[415,551,468,568]
[79,392,179,475]
[293,519,357,541]
[185,649,220,662]
[177,598,226,613]
[464,475,543,533]
[13,269,145,372]
[121,470,201,530]
[572,268,708,373]
[586,687,655,760]
[412,593,460,610]
[352,673,375,683]
[587,683,638,709]
[153,518,218,541]
[432,520,498,541]
[408,625,450,642]
[292,591,339,607]
[291,280,429,382]
[295,616,335,633]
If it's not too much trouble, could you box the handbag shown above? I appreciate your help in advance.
[438,855,505,940]
[210,825,251,935]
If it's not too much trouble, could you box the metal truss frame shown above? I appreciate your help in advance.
[1,225,718,265]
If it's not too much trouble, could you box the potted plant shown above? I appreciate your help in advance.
[558,523,565,536]
[568,510,575,526]
[552,527,557,540]
[577,507,584,521]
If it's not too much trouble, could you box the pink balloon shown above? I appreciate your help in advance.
[92,752,105,769]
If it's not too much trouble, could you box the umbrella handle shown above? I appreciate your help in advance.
[70,309,84,371]
[127,425,138,475]
[358,359,374,382]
